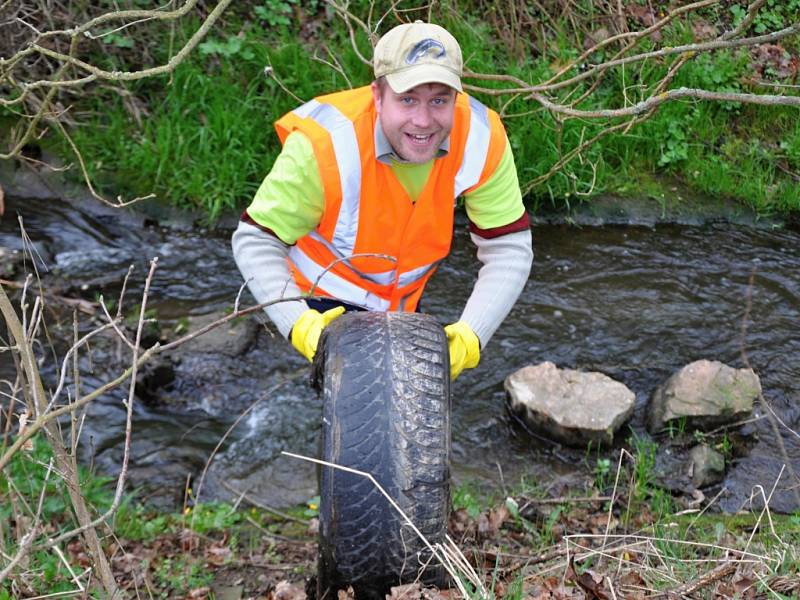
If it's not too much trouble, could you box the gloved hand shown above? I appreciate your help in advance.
[444,321,480,380]
[291,306,346,361]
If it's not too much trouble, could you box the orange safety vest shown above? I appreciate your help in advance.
[275,85,506,312]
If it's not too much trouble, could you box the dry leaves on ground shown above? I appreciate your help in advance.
[271,579,306,600]
[386,583,453,600]
[751,44,800,80]
[528,575,586,600]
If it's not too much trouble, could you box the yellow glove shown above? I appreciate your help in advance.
[290,306,346,361]
[444,321,480,380]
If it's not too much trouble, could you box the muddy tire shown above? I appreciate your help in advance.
[313,312,451,599]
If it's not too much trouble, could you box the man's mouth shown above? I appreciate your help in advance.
[405,132,435,146]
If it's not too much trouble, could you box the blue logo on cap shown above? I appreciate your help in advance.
[405,39,446,64]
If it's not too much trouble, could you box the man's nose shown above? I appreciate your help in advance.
[411,105,433,128]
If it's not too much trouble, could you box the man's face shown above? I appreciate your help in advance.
[371,81,457,164]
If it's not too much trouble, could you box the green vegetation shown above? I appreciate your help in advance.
[450,447,800,598]
[60,8,370,220]
[2,434,798,597]
[0,440,309,597]
[2,1,798,220]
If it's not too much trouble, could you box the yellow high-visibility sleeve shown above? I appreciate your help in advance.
[464,139,525,229]
[245,131,325,245]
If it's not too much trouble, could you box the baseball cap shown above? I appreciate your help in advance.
[373,21,463,93]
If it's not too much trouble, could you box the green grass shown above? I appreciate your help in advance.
[0,440,273,596]
[65,12,369,221]
[451,470,799,596]
[70,43,291,220]
[0,442,112,596]
[153,556,214,594]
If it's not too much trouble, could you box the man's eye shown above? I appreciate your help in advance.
[431,98,447,106]
[399,96,414,104]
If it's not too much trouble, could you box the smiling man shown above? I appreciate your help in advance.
[232,21,532,379]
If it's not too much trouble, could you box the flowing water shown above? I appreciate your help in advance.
[1,193,798,513]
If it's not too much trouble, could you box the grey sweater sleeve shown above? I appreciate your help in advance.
[231,220,309,339]
[458,228,533,349]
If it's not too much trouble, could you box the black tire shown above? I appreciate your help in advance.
[313,312,451,600]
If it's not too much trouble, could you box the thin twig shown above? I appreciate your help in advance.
[41,258,161,549]
[658,561,737,598]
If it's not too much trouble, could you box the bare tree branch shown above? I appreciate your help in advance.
[40,258,160,550]
[529,87,800,120]
[0,282,119,594]
[25,0,232,85]
[1,0,235,210]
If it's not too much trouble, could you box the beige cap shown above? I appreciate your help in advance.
[373,21,463,93]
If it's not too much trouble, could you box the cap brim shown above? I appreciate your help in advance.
[386,65,462,93]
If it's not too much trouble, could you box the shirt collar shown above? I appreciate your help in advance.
[374,119,450,165]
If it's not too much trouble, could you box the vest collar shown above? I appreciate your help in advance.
[374,119,450,165]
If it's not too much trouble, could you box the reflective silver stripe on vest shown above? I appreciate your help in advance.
[309,228,437,289]
[289,245,390,311]
[397,260,440,286]
[308,231,396,286]
[292,100,361,256]
[454,97,492,198]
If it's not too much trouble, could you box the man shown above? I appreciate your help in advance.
[233,21,532,379]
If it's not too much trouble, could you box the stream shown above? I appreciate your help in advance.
[1,191,798,513]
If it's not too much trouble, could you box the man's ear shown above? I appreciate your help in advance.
[371,80,382,115]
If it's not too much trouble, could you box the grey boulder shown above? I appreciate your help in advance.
[505,361,635,447]
[648,360,760,433]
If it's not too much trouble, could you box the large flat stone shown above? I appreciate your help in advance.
[505,361,635,447]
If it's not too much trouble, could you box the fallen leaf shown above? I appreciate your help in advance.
[734,576,756,593]
[205,544,232,566]
[337,586,355,599]
[624,4,661,41]
[567,557,609,599]
[66,539,91,568]
[751,44,798,79]
[273,580,306,600]
[614,571,647,600]
[626,4,656,27]
[542,575,562,590]
[387,583,422,599]
[489,504,510,531]
[576,570,609,599]
[692,20,717,40]
[584,27,611,50]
